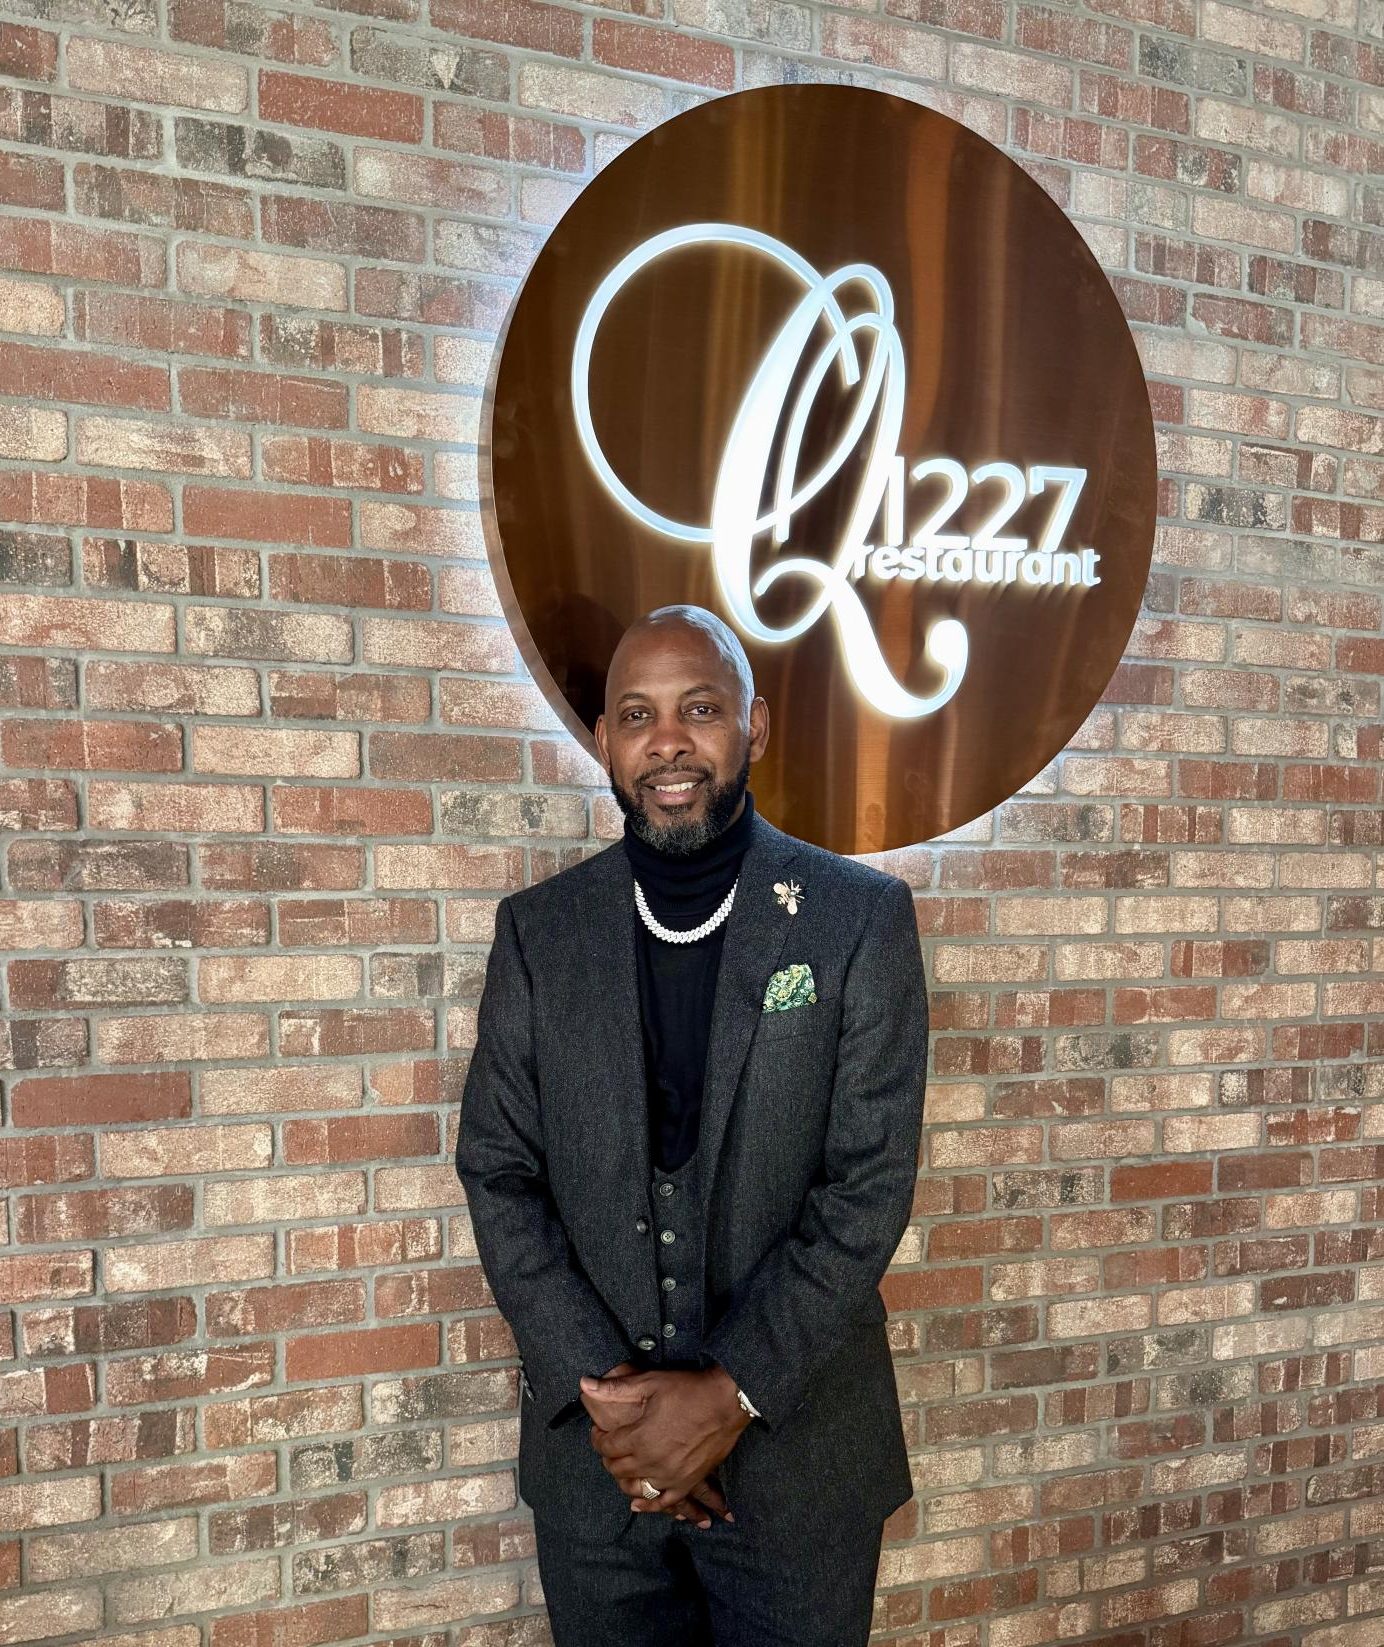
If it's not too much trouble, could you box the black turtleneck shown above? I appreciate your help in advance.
[623,790,756,1173]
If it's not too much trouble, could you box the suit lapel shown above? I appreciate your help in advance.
[695,811,802,1209]
[574,809,804,1207]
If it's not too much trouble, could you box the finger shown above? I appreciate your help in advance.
[580,1375,647,1401]
[593,1433,645,1471]
[689,1476,733,1522]
[582,1393,648,1430]
[620,1476,713,1529]
[630,1484,687,1514]
[671,1495,711,1529]
[615,1474,686,1518]
[589,1429,640,1468]
[616,1474,706,1527]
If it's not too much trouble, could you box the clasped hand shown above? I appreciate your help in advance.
[578,1359,752,1530]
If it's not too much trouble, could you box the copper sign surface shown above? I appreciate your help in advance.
[482,85,1158,854]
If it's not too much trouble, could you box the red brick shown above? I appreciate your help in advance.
[80,539,260,600]
[268,669,429,724]
[591,18,736,88]
[0,902,81,955]
[0,1252,93,1302]
[7,837,189,893]
[73,290,252,357]
[433,106,585,172]
[289,1218,441,1278]
[21,1297,194,1363]
[110,1455,275,1515]
[0,343,169,410]
[261,437,423,494]
[0,151,64,211]
[260,193,426,262]
[201,1383,362,1451]
[205,1278,364,1343]
[87,779,264,834]
[284,1321,438,1382]
[107,1340,274,1403]
[1,717,182,772]
[0,22,58,80]
[92,896,269,953]
[97,1008,272,1067]
[0,1131,94,1189]
[205,1495,364,1554]
[271,784,432,836]
[0,658,75,713]
[0,778,77,831]
[178,366,348,428]
[278,1005,435,1056]
[183,486,351,546]
[8,961,187,1007]
[281,1113,437,1165]
[198,843,363,893]
[0,218,166,287]
[10,1070,191,1129]
[17,1180,195,1243]
[259,69,422,141]
[1112,1162,1214,1202]
[432,0,581,55]
[208,1594,364,1647]
[375,1262,492,1317]
[278,895,434,948]
[367,732,521,783]
[268,551,430,607]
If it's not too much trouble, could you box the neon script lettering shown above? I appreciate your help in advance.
[571,224,1101,720]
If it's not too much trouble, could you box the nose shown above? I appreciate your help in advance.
[642,712,695,769]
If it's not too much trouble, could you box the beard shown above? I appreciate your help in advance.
[611,746,751,856]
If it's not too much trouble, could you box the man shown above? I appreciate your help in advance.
[455,604,929,1646]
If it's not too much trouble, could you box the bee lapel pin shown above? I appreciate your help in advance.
[773,878,804,915]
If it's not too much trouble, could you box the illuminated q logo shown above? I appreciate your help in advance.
[571,224,1099,720]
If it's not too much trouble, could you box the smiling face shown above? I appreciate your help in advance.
[595,615,769,855]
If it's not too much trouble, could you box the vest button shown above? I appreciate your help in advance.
[662,1322,676,1337]
[657,1182,675,1196]
[659,1229,675,1244]
[636,1335,656,1351]
[635,1217,649,1234]
[661,1276,676,1291]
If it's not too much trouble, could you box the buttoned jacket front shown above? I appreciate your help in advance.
[455,806,930,1544]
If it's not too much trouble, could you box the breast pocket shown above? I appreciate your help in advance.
[753,996,838,1045]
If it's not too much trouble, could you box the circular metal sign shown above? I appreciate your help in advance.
[482,85,1157,854]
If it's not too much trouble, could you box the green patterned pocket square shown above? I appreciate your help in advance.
[762,962,817,1012]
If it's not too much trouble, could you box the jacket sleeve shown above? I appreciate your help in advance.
[702,874,928,1431]
[455,894,631,1429]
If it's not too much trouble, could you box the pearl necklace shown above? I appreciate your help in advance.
[634,877,738,944]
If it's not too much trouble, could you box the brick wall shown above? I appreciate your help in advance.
[1,0,1382,1641]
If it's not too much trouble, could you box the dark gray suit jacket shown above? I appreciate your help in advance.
[455,806,929,1543]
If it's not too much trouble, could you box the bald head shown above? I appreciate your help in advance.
[607,605,754,718]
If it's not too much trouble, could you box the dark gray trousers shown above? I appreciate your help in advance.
[532,1500,887,1647]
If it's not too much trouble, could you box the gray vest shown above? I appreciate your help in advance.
[630,1144,708,1370]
